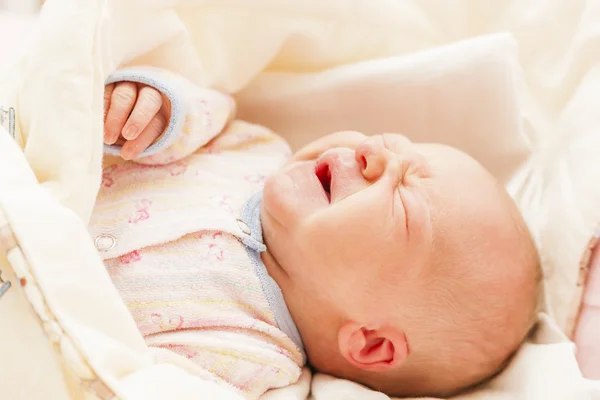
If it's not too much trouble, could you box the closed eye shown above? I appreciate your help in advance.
[382,134,410,236]
[398,188,410,238]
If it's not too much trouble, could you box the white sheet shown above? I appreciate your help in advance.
[0,0,599,399]
[0,12,37,70]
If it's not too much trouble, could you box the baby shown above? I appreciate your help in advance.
[94,67,541,399]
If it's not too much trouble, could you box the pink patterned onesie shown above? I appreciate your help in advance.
[89,67,303,399]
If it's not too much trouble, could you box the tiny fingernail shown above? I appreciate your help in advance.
[123,125,139,140]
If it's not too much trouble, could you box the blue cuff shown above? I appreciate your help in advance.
[103,67,187,159]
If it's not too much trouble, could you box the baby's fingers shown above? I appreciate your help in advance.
[105,82,138,144]
[122,86,163,141]
[103,83,115,123]
[120,112,167,160]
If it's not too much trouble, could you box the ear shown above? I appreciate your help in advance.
[338,322,409,372]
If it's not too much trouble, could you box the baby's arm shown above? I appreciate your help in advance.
[103,67,234,164]
[147,330,303,399]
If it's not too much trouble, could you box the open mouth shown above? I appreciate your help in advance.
[315,162,332,203]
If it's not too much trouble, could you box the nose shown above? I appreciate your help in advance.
[355,136,397,181]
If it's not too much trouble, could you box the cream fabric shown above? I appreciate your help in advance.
[0,0,599,399]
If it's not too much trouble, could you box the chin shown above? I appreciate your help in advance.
[262,173,292,227]
[264,160,321,230]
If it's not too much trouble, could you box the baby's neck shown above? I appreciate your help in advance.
[258,202,284,289]
[260,250,283,283]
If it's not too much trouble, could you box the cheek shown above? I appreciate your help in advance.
[298,222,389,307]
[305,209,388,269]
[308,186,403,269]
[327,185,396,238]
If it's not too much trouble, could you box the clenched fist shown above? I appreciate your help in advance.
[103,82,172,160]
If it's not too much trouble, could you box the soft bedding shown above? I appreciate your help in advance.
[0,1,599,399]
[0,12,36,69]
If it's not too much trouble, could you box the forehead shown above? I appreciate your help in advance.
[413,142,492,181]
[408,143,512,251]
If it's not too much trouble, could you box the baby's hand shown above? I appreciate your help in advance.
[103,82,171,160]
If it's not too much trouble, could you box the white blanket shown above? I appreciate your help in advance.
[0,0,599,399]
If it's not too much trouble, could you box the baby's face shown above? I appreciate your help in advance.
[261,131,537,396]
[262,131,433,307]
[262,132,505,314]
